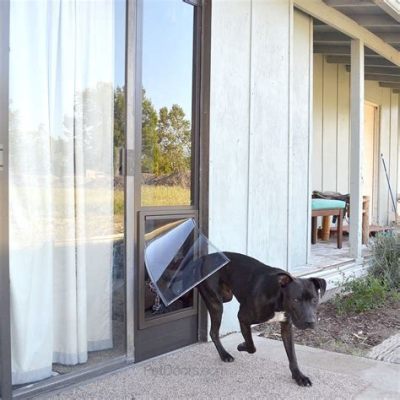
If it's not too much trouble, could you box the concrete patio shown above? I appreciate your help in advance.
[40,333,400,400]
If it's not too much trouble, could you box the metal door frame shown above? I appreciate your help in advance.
[0,0,12,398]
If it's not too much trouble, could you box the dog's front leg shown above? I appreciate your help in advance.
[280,321,311,386]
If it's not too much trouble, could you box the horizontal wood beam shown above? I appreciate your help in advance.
[375,32,400,44]
[314,44,379,56]
[314,31,350,42]
[379,82,400,89]
[393,89,400,93]
[350,14,400,27]
[315,32,400,46]
[314,14,399,27]
[326,55,396,66]
[326,0,376,6]
[365,73,400,82]
[374,0,400,24]
[295,0,400,66]
[345,65,400,75]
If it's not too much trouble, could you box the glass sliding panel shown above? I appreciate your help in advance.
[141,0,194,207]
[0,0,12,397]
[9,0,126,388]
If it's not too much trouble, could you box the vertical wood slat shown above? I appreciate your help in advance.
[208,0,251,335]
[312,54,323,191]
[290,9,312,268]
[247,0,290,266]
[0,0,12,398]
[379,89,391,225]
[349,39,364,260]
[389,92,398,223]
[322,60,338,191]
[337,64,350,194]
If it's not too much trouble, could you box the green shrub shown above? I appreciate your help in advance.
[369,232,400,291]
[334,275,389,314]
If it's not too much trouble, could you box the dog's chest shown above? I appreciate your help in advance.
[267,312,287,323]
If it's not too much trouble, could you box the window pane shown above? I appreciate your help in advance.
[141,0,194,207]
[9,0,126,387]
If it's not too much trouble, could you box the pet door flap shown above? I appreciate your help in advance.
[144,218,229,306]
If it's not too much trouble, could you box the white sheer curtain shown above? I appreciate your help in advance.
[9,0,115,384]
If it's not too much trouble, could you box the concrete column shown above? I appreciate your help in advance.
[349,39,364,260]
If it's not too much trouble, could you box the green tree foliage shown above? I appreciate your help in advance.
[114,86,125,149]
[141,90,159,173]
[156,104,191,175]
[113,87,191,176]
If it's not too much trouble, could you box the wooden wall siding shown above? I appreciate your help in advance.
[290,10,312,268]
[389,92,398,223]
[313,55,323,190]
[209,0,252,335]
[208,0,251,255]
[247,0,291,267]
[313,58,400,226]
[209,2,313,334]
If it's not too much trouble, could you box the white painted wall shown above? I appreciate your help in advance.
[312,54,399,225]
[209,1,312,334]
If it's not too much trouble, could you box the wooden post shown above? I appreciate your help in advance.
[321,216,331,241]
[349,39,364,260]
[362,196,370,245]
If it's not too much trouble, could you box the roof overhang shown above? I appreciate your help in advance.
[294,0,400,89]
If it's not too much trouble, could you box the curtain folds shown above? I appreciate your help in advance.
[9,0,115,384]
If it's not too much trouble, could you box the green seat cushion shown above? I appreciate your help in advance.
[312,199,346,210]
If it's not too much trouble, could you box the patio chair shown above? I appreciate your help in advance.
[311,199,346,249]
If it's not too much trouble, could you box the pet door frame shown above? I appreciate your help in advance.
[138,210,199,329]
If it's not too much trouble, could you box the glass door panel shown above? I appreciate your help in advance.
[8,0,127,389]
[134,0,201,361]
[141,0,195,207]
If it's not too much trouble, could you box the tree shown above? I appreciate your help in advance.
[141,90,159,173]
[157,104,191,175]
[114,86,125,150]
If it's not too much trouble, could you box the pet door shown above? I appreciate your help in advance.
[144,218,229,306]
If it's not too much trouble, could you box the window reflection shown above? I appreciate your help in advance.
[141,0,194,207]
[9,0,126,386]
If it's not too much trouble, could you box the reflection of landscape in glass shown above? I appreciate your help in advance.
[141,90,192,206]
[140,0,194,207]
[113,86,192,213]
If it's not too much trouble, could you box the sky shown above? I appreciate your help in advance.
[10,0,194,132]
[115,0,194,118]
[142,0,194,118]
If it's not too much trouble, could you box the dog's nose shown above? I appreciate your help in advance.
[304,322,316,329]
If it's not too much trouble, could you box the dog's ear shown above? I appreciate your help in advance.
[310,278,327,298]
[277,273,294,288]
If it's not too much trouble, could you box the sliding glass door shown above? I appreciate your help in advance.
[134,0,203,361]
[0,0,12,398]
[7,0,127,391]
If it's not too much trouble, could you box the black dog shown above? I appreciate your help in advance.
[198,252,326,387]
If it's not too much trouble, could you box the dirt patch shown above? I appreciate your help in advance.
[254,297,400,357]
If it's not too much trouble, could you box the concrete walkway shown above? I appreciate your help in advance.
[43,333,400,400]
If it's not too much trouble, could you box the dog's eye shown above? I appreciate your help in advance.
[293,298,299,303]
[311,298,318,304]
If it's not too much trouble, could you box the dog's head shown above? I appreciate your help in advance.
[277,273,326,330]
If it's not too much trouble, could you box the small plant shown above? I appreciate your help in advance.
[334,275,390,314]
[369,232,400,291]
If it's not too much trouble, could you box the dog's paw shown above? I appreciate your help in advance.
[220,352,235,362]
[293,372,312,387]
[237,342,256,354]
